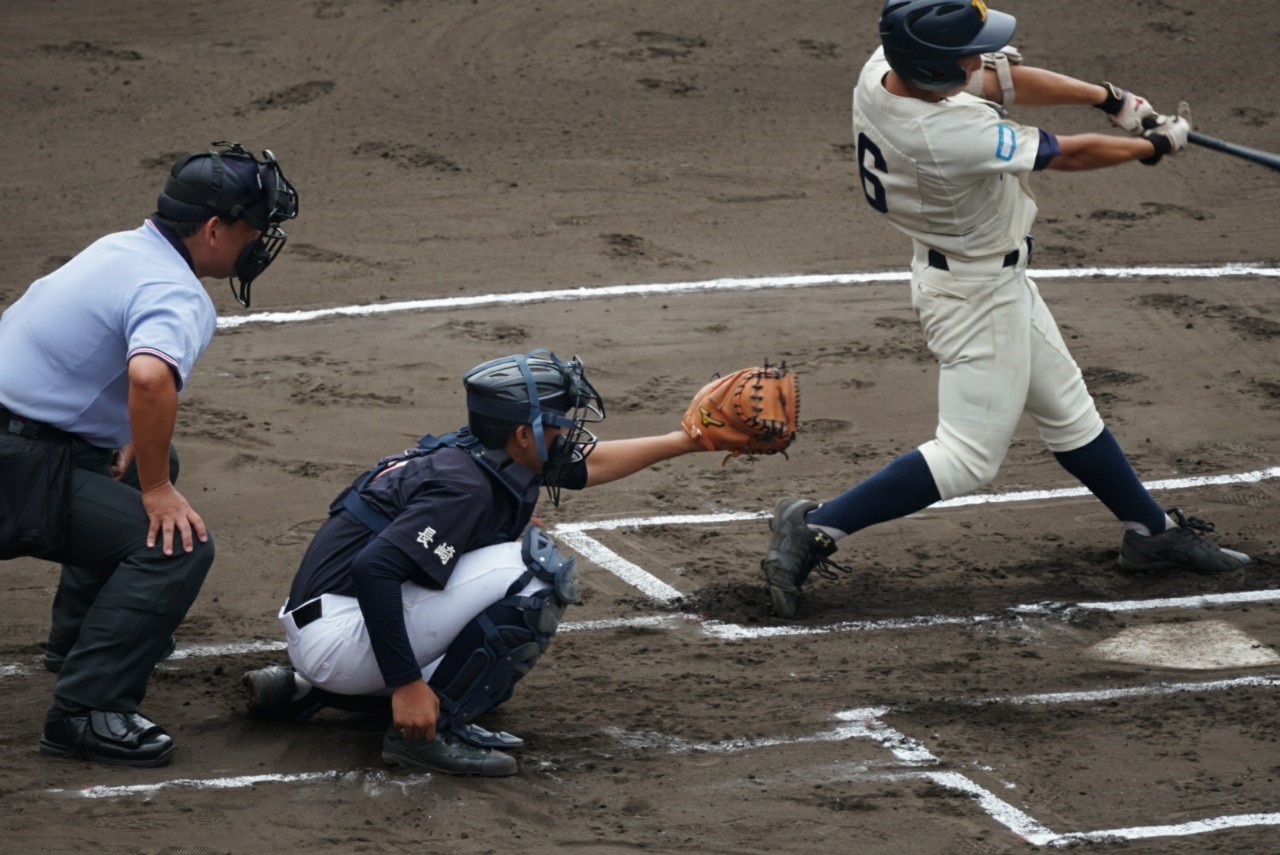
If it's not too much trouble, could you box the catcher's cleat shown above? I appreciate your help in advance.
[761,497,848,618]
[382,726,518,777]
[1118,507,1250,574]
[242,664,323,723]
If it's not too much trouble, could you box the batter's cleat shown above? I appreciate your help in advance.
[40,710,176,768]
[242,664,323,723]
[382,726,518,777]
[761,497,849,618]
[1118,507,1251,574]
[45,635,177,674]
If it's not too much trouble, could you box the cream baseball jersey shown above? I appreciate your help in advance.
[852,47,1047,260]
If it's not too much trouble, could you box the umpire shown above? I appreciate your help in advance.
[0,141,298,767]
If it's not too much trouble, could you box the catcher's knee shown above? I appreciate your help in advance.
[432,528,577,726]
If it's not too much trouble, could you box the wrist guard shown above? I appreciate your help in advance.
[1094,82,1126,115]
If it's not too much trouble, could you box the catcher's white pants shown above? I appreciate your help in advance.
[909,240,1104,500]
[280,541,549,697]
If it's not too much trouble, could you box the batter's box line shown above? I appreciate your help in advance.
[589,699,1280,848]
[5,592,1280,680]
[216,265,1280,330]
[43,687,1280,848]
[3,465,1275,678]
[549,464,1280,607]
[844,769,1280,847]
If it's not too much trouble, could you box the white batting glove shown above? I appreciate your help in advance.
[1095,82,1157,136]
[1140,101,1193,165]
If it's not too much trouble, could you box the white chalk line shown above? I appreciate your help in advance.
[47,769,432,799]
[5,587,1279,680]
[554,465,1280,535]
[550,465,1280,614]
[19,435,1278,839]
[218,263,1280,329]
[49,694,1279,846]
[988,673,1280,706]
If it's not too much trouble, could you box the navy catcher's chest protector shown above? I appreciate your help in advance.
[330,428,540,542]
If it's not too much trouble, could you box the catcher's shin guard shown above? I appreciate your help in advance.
[433,527,577,729]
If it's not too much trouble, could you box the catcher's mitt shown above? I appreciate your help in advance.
[682,364,799,461]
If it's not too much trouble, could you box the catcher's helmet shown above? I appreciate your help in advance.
[464,349,605,505]
[155,141,299,307]
[879,0,1016,92]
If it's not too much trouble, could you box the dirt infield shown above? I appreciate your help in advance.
[2,1,1279,852]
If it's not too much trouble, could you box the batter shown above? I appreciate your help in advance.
[761,0,1248,618]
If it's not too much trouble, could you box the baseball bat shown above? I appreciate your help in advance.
[1187,131,1280,172]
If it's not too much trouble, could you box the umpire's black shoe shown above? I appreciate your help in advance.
[761,497,849,618]
[382,726,518,777]
[1118,507,1251,574]
[44,635,177,674]
[40,711,176,767]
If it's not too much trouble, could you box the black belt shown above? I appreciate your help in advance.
[0,405,69,442]
[927,247,1021,272]
[289,599,323,630]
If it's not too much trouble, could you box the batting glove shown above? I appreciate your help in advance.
[1140,101,1193,165]
[1095,82,1157,136]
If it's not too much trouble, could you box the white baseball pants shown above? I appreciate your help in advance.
[909,240,1104,500]
[280,541,548,697]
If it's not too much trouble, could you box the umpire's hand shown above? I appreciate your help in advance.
[142,483,207,556]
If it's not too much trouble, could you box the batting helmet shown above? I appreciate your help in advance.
[156,141,299,307]
[464,349,605,505]
[879,0,1017,92]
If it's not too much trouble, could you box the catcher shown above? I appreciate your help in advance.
[242,350,796,776]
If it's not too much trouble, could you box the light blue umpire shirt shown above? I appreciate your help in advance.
[0,219,216,449]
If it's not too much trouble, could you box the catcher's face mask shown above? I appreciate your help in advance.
[463,348,605,505]
[530,353,605,506]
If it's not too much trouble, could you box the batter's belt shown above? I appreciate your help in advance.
[925,236,1034,272]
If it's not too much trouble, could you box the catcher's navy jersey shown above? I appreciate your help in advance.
[290,446,538,603]
[285,440,586,686]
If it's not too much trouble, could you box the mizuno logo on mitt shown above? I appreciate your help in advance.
[698,406,725,428]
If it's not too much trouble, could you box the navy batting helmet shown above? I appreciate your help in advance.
[464,349,605,505]
[879,0,1016,92]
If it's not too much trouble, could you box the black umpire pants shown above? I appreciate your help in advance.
[40,439,214,714]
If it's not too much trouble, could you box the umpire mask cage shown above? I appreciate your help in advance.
[464,348,605,506]
[879,0,1017,92]
[156,141,299,307]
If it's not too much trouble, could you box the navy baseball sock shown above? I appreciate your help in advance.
[807,450,941,536]
[1053,427,1167,534]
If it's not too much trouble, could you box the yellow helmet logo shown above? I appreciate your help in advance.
[971,0,988,22]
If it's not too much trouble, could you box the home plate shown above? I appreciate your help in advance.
[1089,620,1280,669]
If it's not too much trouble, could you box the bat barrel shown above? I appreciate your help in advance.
[1186,131,1280,171]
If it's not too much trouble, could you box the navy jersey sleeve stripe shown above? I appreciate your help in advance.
[1034,130,1061,171]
